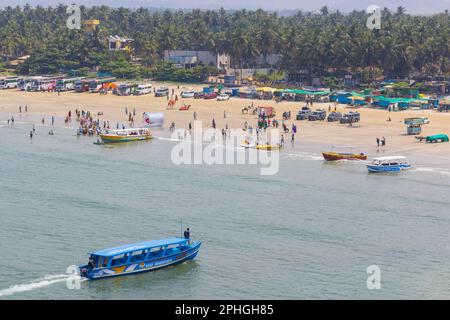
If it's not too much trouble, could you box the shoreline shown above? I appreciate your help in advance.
[1,84,450,168]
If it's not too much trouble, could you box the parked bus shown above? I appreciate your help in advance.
[18,76,43,91]
[134,83,152,95]
[55,77,85,91]
[116,83,138,96]
[0,77,20,89]
[88,77,116,93]
[74,78,96,92]
[30,76,64,91]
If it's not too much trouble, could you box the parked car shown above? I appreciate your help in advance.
[155,87,169,97]
[340,111,360,123]
[204,92,218,99]
[181,90,195,98]
[308,109,327,121]
[217,93,230,101]
[296,109,311,120]
[327,111,342,122]
[194,92,204,99]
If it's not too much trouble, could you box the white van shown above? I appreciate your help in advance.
[135,83,152,95]
[181,90,195,98]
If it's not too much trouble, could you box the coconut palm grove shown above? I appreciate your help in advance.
[0,5,449,84]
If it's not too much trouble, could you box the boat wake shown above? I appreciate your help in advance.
[413,167,450,176]
[0,274,83,298]
[283,151,324,161]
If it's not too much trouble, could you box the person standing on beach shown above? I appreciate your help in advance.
[193,111,197,120]
[25,105,27,112]
[125,107,128,115]
[30,131,33,138]
[376,138,380,147]
[223,110,226,119]
[19,106,22,113]
[52,116,55,126]
[382,137,386,146]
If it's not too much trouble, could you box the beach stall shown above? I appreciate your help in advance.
[257,87,275,100]
[404,117,429,135]
[203,86,214,94]
[336,92,353,104]
[438,99,450,112]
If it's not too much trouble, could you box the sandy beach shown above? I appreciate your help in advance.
[1,82,450,165]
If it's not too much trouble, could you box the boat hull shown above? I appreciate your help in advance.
[366,164,412,173]
[322,152,367,161]
[81,242,200,280]
[255,145,280,150]
[99,134,152,143]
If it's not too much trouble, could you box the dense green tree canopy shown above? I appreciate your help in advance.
[0,5,449,78]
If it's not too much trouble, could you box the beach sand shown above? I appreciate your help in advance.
[1,82,450,165]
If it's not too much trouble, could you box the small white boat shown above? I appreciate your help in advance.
[367,156,412,173]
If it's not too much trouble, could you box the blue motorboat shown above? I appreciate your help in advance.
[367,156,412,173]
[79,237,201,279]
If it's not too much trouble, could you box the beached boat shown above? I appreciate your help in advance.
[99,128,152,143]
[255,144,280,150]
[79,237,201,280]
[322,152,367,161]
[366,156,412,173]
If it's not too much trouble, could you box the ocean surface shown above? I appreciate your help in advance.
[1,116,450,299]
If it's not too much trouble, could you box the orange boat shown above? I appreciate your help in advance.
[322,152,367,161]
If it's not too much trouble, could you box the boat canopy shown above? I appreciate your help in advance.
[373,156,407,161]
[90,237,188,257]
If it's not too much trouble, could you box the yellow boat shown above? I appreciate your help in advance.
[100,128,153,143]
[255,144,280,150]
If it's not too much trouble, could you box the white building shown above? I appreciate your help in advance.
[163,50,230,70]
[108,35,134,52]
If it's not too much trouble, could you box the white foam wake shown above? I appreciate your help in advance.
[413,167,450,176]
[0,274,80,298]
[283,151,324,161]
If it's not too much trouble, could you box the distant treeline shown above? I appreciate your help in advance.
[0,5,449,79]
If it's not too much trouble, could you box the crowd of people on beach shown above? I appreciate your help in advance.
[4,87,394,154]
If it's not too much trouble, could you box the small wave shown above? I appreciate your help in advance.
[413,167,450,176]
[155,136,181,142]
[283,151,324,161]
[0,274,83,298]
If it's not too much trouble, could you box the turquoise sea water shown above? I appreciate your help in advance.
[1,117,450,299]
